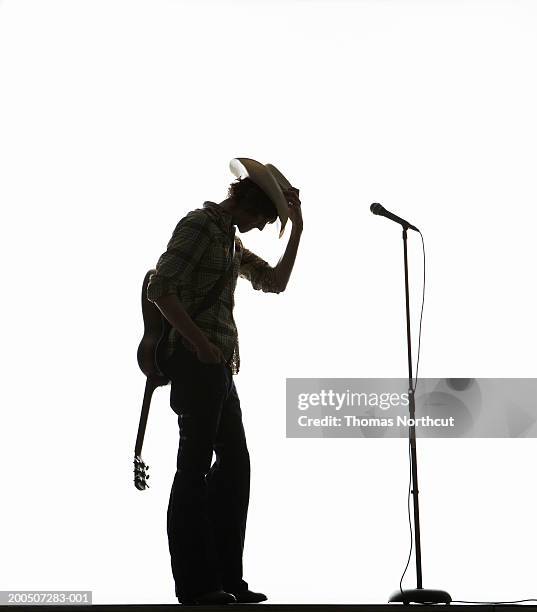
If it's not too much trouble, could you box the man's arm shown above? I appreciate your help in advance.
[239,187,303,293]
[238,224,302,293]
[272,223,303,291]
[147,210,225,362]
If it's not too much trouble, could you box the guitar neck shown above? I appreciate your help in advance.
[135,377,159,457]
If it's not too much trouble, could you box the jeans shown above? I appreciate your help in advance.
[161,342,250,600]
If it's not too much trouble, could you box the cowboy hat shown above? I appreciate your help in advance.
[229,157,293,238]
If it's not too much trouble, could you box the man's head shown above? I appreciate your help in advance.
[226,177,278,232]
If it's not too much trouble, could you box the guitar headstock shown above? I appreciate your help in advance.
[133,455,150,490]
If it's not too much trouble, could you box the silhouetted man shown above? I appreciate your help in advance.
[147,159,302,605]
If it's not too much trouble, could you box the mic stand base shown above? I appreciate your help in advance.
[389,588,452,605]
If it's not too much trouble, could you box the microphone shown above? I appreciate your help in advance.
[370,203,419,232]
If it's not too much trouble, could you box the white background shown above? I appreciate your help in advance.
[1,0,536,605]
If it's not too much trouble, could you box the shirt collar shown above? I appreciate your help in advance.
[202,201,235,237]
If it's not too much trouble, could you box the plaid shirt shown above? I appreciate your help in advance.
[146,201,284,375]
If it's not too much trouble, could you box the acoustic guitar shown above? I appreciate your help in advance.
[134,239,234,491]
[134,269,171,490]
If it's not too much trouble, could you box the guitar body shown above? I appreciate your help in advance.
[134,269,172,490]
[137,269,172,383]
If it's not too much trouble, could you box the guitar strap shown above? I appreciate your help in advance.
[189,234,236,320]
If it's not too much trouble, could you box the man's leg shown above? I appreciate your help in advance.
[206,375,251,594]
[165,351,230,601]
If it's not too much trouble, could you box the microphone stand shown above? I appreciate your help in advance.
[388,227,451,605]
